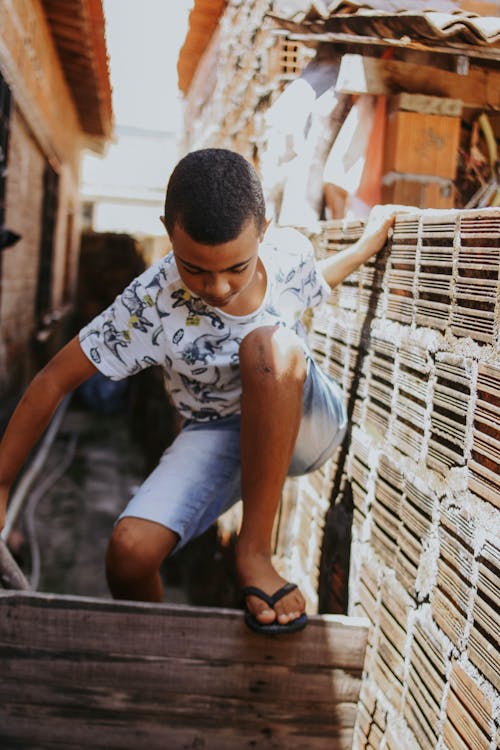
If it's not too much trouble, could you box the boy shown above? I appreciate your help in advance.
[0,149,397,634]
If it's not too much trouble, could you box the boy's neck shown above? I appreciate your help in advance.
[216,257,267,316]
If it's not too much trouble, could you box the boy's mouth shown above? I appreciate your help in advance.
[204,294,234,308]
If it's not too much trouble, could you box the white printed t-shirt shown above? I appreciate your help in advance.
[79,226,330,422]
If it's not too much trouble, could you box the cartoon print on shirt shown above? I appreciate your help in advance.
[145,269,170,318]
[152,327,165,347]
[178,403,221,422]
[228,338,243,371]
[124,355,161,378]
[163,353,173,380]
[171,288,224,329]
[276,260,321,309]
[180,330,231,366]
[276,267,295,285]
[102,320,130,363]
[180,367,226,404]
[121,281,154,333]
[86,345,101,364]
[144,270,171,345]
[264,302,281,318]
[173,328,184,345]
[302,267,325,306]
[80,327,103,364]
[142,355,159,367]
[79,232,329,422]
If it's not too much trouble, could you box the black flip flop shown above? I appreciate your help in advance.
[242,582,308,635]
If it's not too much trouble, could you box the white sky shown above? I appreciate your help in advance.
[103,0,193,133]
[81,0,194,235]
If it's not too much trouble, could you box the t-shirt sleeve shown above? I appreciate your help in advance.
[78,270,166,381]
[297,234,330,309]
[279,227,330,310]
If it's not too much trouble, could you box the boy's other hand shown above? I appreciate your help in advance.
[319,203,417,290]
[360,203,417,259]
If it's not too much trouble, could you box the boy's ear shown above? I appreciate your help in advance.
[260,218,272,241]
[159,216,170,236]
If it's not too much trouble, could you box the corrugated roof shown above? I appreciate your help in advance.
[269,1,500,53]
[178,0,227,94]
[41,0,113,138]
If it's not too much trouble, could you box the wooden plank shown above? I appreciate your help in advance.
[448,661,493,745]
[0,702,355,750]
[0,649,372,705]
[384,109,461,178]
[387,92,462,117]
[0,678,358,746]
[0,591,369,749]
[335,54,500,110]
[0,592,369,669]
[477,540,500,609]
[468,625,500,690]
[444,690,490,750]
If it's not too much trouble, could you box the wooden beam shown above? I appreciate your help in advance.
[335,54,500,110]
[288,31,500,64]
[0,591,369,749]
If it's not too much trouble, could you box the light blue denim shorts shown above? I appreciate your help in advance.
[118,356,347,549]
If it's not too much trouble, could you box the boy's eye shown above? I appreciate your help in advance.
[181,263,249,275]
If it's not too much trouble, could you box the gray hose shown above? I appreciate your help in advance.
[1,394,72,542]
[24,432,78,590]
[0,537,30,590]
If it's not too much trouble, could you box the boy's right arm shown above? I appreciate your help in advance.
[0,336,99,532]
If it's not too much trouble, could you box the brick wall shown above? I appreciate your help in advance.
[0,0,85,395]
[0,0,83,172]
[0,108,44,390]
[181,0,314,159]
[273,208,499,750]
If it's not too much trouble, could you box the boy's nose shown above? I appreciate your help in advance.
[204,274,230,298]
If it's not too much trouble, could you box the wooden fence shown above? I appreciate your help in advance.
[0,591,368,749]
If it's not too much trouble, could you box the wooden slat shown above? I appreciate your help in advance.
[0,702,356,750]
[405,622,448,750]
[446,661,493,750]
[0,591,369,749]
[468,625,500,691]
[335,54,500,109]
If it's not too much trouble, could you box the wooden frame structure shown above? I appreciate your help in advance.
[0,591,369,749]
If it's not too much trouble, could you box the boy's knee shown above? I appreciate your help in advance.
[106,518,171,583]
[239,326,307,384]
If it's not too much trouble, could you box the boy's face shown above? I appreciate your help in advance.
[166,218,269,312]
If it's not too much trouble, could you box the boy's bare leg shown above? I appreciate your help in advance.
[106,517,178,602]
[237,326,307,626]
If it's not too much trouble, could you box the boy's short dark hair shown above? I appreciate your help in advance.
[164,148,266,244]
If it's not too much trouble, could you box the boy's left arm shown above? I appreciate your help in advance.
[317,204,407,290]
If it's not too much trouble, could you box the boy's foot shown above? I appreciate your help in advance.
[242,583,308,634]
[236,548,306,626]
